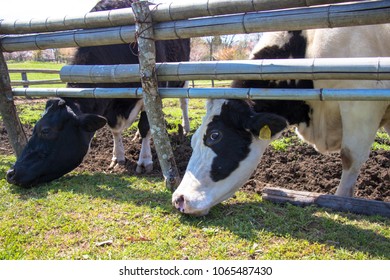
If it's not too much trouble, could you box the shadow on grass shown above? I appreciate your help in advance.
[180,201,390,259]
[6,171,390,259]
[8,172,174,212]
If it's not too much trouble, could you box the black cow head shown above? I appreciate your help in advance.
[6,98,107,187]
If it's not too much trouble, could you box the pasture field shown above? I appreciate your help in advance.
[7,61,66,88]
[0,62,389,260]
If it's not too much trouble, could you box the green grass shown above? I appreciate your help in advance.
[0,172,388,259]
[270,135,296,151]
[7,61,65,88]
[7,60,65,70]
[372,130,390,151]
[15,103,46,126]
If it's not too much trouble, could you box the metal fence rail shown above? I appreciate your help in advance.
[12,87,390,101]
[60,57,390,83]
[1,1,389,52]
[0,0,360,35]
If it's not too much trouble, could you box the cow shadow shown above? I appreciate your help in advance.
[7,172,390,259]
[8,172,174,213]
[178,201,390,259]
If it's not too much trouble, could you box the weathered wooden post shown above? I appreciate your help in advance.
[0,51,27,157]
[21,71,28,88]
[132,0,180,191]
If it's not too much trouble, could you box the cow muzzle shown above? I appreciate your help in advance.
[6,166,39,187]
[6,168,16,185]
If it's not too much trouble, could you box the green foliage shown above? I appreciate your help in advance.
[163,98,206,134]
[372,129,390,151]
[16,103,46,126]
[270,137,294,152]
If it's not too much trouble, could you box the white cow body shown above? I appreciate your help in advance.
[173,25,390,216]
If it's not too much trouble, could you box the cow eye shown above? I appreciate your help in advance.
[210,131,220,141]
[40,127,51,136]
[205,130,223,146]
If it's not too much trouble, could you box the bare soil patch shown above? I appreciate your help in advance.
[1,110,389,202]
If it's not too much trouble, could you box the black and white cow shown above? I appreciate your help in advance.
[6,0,190,187]
[172,25,390,216]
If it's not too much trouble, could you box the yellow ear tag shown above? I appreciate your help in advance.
[259,125,272,140]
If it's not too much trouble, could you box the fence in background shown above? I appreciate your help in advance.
[8,68,62,87]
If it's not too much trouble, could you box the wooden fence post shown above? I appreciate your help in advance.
[21,71,28,88]
[132,0,180,192]
[0,51,27,157]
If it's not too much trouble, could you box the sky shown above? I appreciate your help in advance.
[0,0,186,20]
[0,0,196,19]
[0,0,248,43]
[0,0,99,19]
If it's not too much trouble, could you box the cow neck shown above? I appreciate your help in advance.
[235,30,312,127]
[63,98,104,116]
[231,78,313,127]
[252,99,311,127]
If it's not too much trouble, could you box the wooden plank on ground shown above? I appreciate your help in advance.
[262,186,390,217]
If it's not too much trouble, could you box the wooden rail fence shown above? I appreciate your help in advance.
[8,68,62,87]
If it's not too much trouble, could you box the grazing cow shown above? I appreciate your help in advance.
[6,0,190,187]
[172,25,390,216]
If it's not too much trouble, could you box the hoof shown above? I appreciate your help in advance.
[131,130,141,142]
[135,163,153,174]
[109,160,117,169]
[144,163,153,173]
[109,159,126,170]
[135,165,143,174]
[182,122,190,136]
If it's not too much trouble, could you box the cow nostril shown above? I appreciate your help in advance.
[6,168,16,182]
[174,195,185,213]
[175,195,184,204]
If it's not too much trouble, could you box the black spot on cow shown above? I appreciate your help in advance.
[205,100,287,182]
[232,31,312,126]
[251,31,307,60]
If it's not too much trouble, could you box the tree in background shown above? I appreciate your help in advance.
[4,48,76,63]
[190,34,263,61]
[4,35,262,63]
[3,51,33,62]
[190,37,209,61]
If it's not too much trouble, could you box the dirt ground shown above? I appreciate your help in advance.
[1,114,389,202]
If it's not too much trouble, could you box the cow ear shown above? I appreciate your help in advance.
[246,113,288,140]
[78,114,107,132]
[45,98,66,109]
[45,99,57,109]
